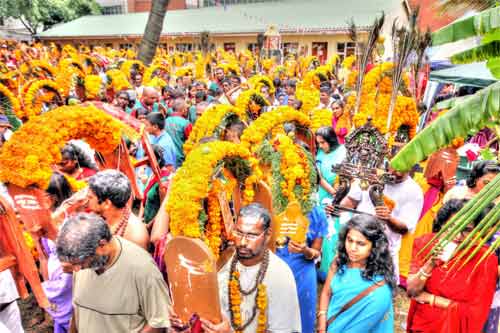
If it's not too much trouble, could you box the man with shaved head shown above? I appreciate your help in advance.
[131,86,160,118]
[165,99,192,167]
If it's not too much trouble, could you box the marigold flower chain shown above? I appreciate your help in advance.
[0,104,126,189]
[184,104,248,154]
[22,79,62,119]
[0,83,21,116]
[241,107,311,152]
[166,141,261,256]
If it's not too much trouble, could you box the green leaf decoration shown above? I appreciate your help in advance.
[432,7,500,46]
[480,147,496,160]
[452,41,500,64]
[487,57,500,78]
[433,95,470,111]
[481,27,500,44]
[391,80,500,171]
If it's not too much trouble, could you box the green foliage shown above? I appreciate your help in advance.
[451,41,500,65]
[432,6,500,46]
[0,0,101,35]
[487,57,500,78]
[391,80,500,171]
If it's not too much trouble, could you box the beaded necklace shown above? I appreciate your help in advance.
[228,250,269,333]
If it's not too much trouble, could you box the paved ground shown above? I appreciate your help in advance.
[395,287,411,333]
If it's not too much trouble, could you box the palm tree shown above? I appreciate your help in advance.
[137,0,170,65]
[439,0,496,12]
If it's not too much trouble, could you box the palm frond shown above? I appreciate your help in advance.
[387,8,419,130]
[347,18,357,43]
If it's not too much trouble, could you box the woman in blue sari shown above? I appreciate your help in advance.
[315,126,346,282]
[315,126,346,206]
[318,214,395,333]
[276,206,328,333]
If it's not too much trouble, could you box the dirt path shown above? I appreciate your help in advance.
[18,295,53,333]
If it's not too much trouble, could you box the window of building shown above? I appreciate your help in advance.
[102,5,123,15]
[176,43,193,52]
[224,42,236,53]
[312,42,328,64]
[247,43,258,53]
[0,17,4,26]
[336,42,357,62]
[120,43,133,49]
[186,0,200,8]
[283,42,298,57]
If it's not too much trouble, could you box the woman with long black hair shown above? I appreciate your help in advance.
[318,215,395,333]
[58,143,97,181]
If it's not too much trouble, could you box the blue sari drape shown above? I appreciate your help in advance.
[327,267,394,333]
[316,145,346,206]
[318,212,352,282]
[276,206,328,333]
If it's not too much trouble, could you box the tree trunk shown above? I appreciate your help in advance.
[137,0,170,66]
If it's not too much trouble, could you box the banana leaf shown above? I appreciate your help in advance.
[432,7,500,46]
[451,41,500,64]
[433,95,469,111]
[391,80,500,171]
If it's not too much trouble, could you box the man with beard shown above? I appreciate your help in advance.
[334,167,423,282]
[183,204,301,333]
[56,213,171,332]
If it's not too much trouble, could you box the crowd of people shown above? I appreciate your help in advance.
[0,39,499,333]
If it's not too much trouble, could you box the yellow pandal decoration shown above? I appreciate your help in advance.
[84,75,103,100]
[0,83,22,116]
[167,141,261,257]
[183,104,248,155]
[0,104,127,189]
[240,107,311,153]
[22,79,62,119]
[106,69,132,92]
[311,108,339,132]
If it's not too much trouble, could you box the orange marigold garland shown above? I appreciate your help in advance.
[0,104,129,189]
[228,250,268,333]
[184,104,248,154]
[241,107,311,153]
[311,108,333,132]
[143,64,169,85]
[206,191,223,258]
[84,75,103,100]
[0,82,22,116]
[106,69,132,92]
[22,79,62,119]
[167,141,261,256]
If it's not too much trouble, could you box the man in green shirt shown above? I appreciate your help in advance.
[165,100,192,167]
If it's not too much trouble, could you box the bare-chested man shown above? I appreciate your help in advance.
[53,170,149,249]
